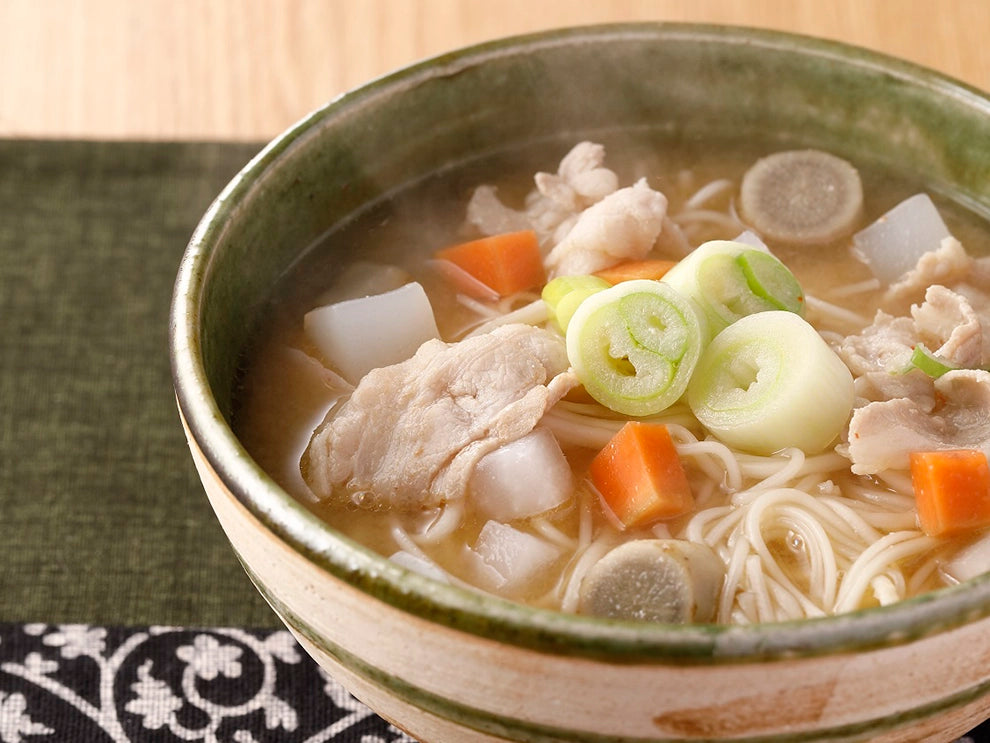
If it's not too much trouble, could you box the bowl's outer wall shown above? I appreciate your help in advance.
[174,23,990,742]
[186,419,990,742]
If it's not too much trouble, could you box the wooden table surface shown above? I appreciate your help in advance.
[2,0,988,142]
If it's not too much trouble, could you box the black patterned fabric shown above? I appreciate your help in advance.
[0,623,413,742]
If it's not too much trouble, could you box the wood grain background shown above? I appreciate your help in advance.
[2,0,988,141]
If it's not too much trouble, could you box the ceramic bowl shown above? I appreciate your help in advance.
[170,24,990,742]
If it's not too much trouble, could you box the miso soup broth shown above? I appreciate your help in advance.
[233,135,990,625]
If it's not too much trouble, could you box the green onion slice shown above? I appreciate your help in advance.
[662,240,805,334]
[905,344,958,379]
[542,275,610,334]
[565,280,707,417]
[687,310,854,455]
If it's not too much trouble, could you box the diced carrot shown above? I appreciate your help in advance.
[910,449,990,537]
[594,259,677,285]
[434,230,545,297]
[589,422,694,529]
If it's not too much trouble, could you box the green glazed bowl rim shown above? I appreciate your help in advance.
[171,22,990,664]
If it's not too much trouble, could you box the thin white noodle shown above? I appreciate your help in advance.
[844,478,917,511]
[677,441,741,491]
[690,476,725,513]
[696,506,747,553]
[875,469,915,496]
[870,575,902,606]
[542,409,623,449]
[559,533,621,613]
[827,277,882,298]
[530,517,579,551]
[676,439,743,492]
[741,491,837,616]
[728,197,744,225]
[746,554,775,623]
[857,510,920,533]
[543,406,701,450]
[414,498,465,544]
[767,508,835,611]
[682,178,735,209]
[554,399,627,418]
[819,329,846,347]
[791,473,825,494]
[908,553,944,595]
[389,520,432,561]
[814,495,885,545]
[747,448,806,493]
[834,532,936,613]
[766,572,820,620]
[734,592,758,625]
[736,451,849,480]
[786,507,840,611]
[499,291,542,313]
[577,486,595,548]
[650,522,674,540]
[804,294,869,330]
[463,298,548,338]
[882,568,907,599]
[672,208,745,232]
[683,504,734,545]
[387,520,475,589]
[719,536,751,623]
[455,293,501,319]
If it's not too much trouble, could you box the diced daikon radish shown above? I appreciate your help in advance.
[942,531,990,584]
[303,281,439,383]
[473,521,563,596]
[852,194,952,284]
[469,428,572,521]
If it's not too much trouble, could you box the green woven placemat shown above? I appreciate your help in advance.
[0,139,278,628]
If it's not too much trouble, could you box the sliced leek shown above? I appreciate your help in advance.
[905,343,958,379]
[565,279,707,417]
[687,310,854,455]
[662,240,805,334]
[542,275,610,334]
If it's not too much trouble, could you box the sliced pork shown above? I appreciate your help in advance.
[303,324,577,510]
[545,179,668,277]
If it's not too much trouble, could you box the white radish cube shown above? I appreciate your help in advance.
[473,521,562,596]
[943,532,990,584]
[470,428,572,521]
[458,545,510,594]
[303,282,439,383]
[852,194,952,284]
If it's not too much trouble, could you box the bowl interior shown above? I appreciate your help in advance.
[172,23,990,660]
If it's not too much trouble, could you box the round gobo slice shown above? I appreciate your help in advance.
[740,150,863,245]
[578,539,724,623]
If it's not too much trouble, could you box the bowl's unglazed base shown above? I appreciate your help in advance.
[183,416,990,743]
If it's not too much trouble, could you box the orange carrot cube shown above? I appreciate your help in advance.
[589,422,694,529]
[434,230,545,297]
[910,449,990,537]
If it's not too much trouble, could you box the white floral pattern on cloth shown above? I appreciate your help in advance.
[0,623,416,743]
